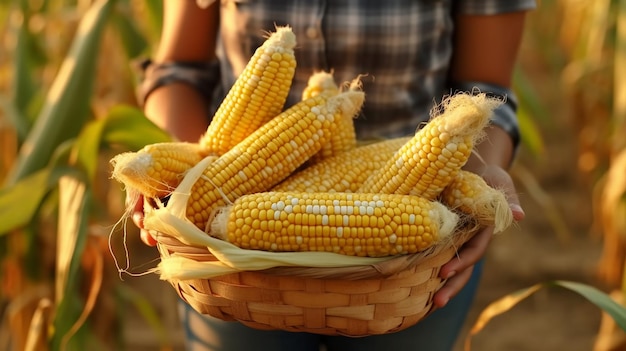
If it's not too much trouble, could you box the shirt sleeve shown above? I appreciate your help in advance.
[454,0,537,15]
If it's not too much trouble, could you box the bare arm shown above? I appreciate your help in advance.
[434,11,528,307]
[144,0,220,142]
[134,1,220,246]
[450,11,527,169]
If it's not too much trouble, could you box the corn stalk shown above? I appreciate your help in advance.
[0,0,172,350]
[556,0,626,302]
[466,0,626,348]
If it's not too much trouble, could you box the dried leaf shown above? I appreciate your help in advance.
[465,284,541,350]
[24,298,52,351]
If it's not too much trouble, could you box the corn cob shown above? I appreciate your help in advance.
[440,170,513,233]
[187,90,365,231]
[110,142,205,198]
[210,191,459,257]
[301,70,340,100]
[274,137,409,193]
[358,93,501,200]
[112,28,296,198]
[302,71,359,163]
[199,26,297,156]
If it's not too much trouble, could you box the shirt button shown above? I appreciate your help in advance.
[306,26,319,39]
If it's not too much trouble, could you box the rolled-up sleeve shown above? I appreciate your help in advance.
[454,0,537,15]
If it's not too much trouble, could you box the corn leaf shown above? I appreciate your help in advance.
[11,19,37,140]
[72,119,108,184]
[101,105,171,149]
[465,280,626,350]
[116,285,172,348]
[0,94,30,144]
[111,3,148,59]
[141,0,163,44]
[72,105,170,183]
[465,284,542,350]
[517,107,545,158]
[601,149,626,237]
[5,0,115,186]
[0,168,51,235]
[52,172,92,351]
[24,298,53,351]
[0,136,81,236]
[511,163,572,243]
[59,237,104,351]
[55,174,89,303]
[513,68,546,158]
[551,281,626,331]
[614,0,626,150]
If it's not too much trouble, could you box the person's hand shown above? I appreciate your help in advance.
[126,193,158,247]
[432,164,525,308]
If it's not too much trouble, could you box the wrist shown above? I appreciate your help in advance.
[143,83,211,142]
[446,81,521,161]
[464,125,515,172]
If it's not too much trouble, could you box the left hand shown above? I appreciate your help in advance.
[432,164,525,308]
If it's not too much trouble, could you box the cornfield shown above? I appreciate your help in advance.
[0,0,624,350]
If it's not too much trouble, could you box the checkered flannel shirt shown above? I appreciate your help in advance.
[214,0,536,140]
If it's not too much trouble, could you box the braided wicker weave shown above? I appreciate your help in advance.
[155,227,478,337]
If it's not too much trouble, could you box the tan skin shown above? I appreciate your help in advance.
[132,1,527,309]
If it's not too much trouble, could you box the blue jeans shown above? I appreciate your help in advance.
[179,260,483,351]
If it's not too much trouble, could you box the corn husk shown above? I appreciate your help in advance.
[144,156,396,281]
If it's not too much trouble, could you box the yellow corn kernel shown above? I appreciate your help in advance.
[111,142,204,198]
[321,78,363,163]
[358,93,502,200]
[186,90,365,231]
[210,191,459,257]
[440,170,513,233]
[301,70,340,100]
[301,71,359,163]
[274,137,410,193]
[199,26,297,156]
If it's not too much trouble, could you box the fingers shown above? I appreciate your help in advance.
[130,195,146,230]
[433,165,521,307]
[433,265,474,308]
[435,226,493,307]
[133,212,157,246]
[140,229,158,247]
[126,193,159,247]
[509,202,525,221]
[132,209,144,228]
[479,165,525,221]
[440,226,493,279]
[433,164,524,308]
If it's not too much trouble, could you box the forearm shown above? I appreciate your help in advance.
[448,11,528,170]
[141,1,220,141]
[156,0,219,63]
[448,12,526,88]
[464,125,515,172]
[143,83,209,142]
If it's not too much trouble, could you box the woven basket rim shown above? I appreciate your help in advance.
[156,224,480,281]
[157,223,481,336]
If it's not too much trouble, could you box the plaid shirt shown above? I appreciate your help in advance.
[214,0,536,139]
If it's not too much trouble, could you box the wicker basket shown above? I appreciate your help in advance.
[155,226,478,337]
[142,157,482,336]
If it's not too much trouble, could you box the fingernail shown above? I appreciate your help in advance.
[446,271,456,279]
[510,204,525,218]
[132,212,143,225]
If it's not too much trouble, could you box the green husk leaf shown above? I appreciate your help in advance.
[5,0,115,186]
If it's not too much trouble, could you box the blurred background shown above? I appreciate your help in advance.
[0,0,624,350]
